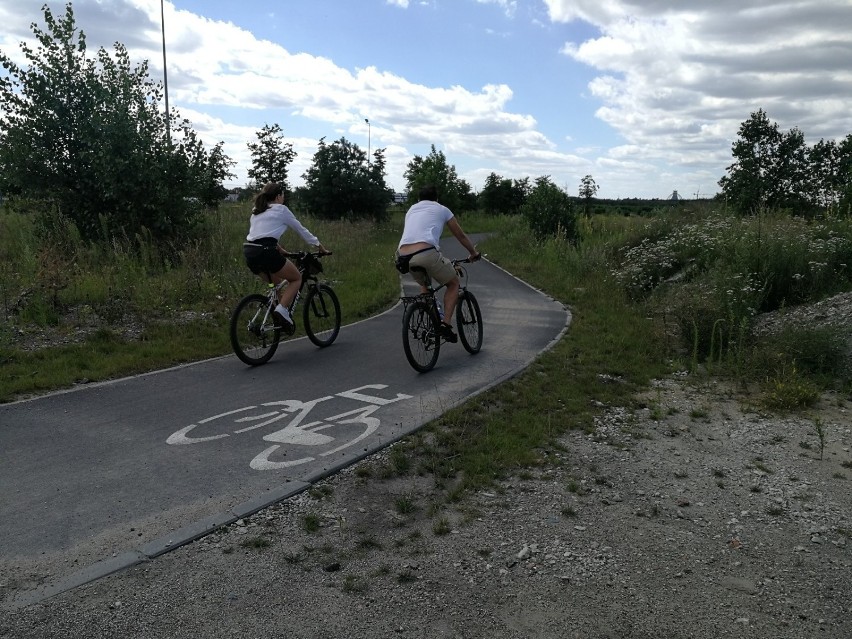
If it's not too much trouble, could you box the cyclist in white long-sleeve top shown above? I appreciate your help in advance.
[243,182,330,330]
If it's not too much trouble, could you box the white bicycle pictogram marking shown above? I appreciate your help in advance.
[166,384,413,470]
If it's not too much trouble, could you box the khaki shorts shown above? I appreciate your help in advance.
[408,249,457,288]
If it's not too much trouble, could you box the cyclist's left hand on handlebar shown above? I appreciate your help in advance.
[469,251,482,262]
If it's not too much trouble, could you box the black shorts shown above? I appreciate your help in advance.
[243,239,286,275]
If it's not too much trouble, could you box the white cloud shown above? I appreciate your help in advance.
[545,0,852,195]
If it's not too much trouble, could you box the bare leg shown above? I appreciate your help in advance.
[442,279,460,326]
[270,260,302,308]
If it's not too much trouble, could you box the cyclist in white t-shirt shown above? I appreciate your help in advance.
[396,184,480,342]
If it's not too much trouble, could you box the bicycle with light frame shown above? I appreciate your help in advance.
[229,251,341,366]
[400,257,483,372]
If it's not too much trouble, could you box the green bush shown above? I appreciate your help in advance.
[521,177,578,243]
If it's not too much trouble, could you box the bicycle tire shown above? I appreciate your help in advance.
[402,300,440,372]
[230,293,280,365]
[303,283,341,347]
[456,290,483,354]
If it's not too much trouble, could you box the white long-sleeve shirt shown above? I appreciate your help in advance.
[246,203,320,246]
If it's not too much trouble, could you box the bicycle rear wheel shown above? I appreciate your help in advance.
[402,300,440,372]
[303,283,341,347]
[456,290,483,354]
[230,293,280,365]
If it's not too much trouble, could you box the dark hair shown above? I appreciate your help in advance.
[418,184,438,202]
[252,182,284,214]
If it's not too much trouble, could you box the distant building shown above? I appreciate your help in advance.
[669,190,683,201]
[392,192,407,204]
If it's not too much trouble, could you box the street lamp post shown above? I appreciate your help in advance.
[365,118,370,164]
[160,0,170,143]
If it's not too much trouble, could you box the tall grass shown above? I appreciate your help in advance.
[609,206,852,387]
[0,203,401,401]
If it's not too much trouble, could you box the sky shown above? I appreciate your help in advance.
[2,0,851,199]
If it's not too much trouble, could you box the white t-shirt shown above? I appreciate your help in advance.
[246,203,320,246]
[398,200,454,249]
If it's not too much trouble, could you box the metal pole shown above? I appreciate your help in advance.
[365,118,370,164]
[161,0,171,143]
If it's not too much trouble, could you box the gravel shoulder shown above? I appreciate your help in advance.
[2,371,851,638]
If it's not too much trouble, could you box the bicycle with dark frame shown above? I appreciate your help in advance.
[229,251,341,366]
[400,257,483,372]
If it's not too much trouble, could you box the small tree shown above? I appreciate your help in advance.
[0,3,230,242]
[247,123,296,190]
[521,176,577,242]
[479,172,528,215]
[403,145,471,212]
[579,174,599,217]
[300,137,391,222]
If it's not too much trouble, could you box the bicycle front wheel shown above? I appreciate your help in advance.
[456,290,483,354]
[304,283,341,347]
[402,300,440,372]
[230,294,280,366]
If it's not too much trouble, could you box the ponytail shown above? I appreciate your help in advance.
[252,182,284,214]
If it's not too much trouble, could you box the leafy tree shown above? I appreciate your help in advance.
[300,137,391,222]
[478,172,529,215]
[403,145,471,212]
[838,135,852,214]
[718,109,779,213]
[808,135,852,214]
[521,176,577,242]
[719,110,810,214]
[0,3,231,242]
[579,174,599,217]
[197,142,236,208]
[246,123,296,190]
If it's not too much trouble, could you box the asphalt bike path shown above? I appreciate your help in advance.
[0,239,569,608]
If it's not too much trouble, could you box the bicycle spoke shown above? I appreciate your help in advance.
[402,301,440,372]
[456,290,483,354]
[304,283,341,347]
[230,294,281,365]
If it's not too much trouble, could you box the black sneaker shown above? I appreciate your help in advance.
[439,322,458,343]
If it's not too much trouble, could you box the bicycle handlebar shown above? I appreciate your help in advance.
[282,250,333,258]
[452,253,484,265]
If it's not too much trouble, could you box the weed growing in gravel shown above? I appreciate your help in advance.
[832,472,847,480]
[689,406,709,419]
[396,570,417,584]
[301,513,321,533]
[389,446,412,475]
[432,516,451,535]
[239,536,271,550]
[761,364,821,410]
[561,505,577,518]
[357,535,383,550]
[308,485,333,500]
[342,575,368,593]
[813,417,827,460]
[752,458,773,474]
[354,464,373,478]
[395,494,417,515]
